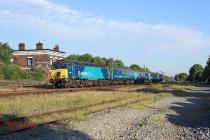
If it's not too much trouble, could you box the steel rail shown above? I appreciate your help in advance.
[0,94,151,135]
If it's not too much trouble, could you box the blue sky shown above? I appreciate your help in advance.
[0,0,210,76]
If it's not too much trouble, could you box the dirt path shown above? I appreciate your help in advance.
[1,86,210,140]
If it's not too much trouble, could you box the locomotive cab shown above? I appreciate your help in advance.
[49,63,68,88]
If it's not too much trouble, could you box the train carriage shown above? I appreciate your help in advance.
[151,73,165,83]
[143,72,153,83]
[111,68,137,84]
[136,71,148,83]
[50,59,165,88]
[108,67,146,84]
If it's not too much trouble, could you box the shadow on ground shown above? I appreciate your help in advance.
[23,125,93,140]
[132,86,210,129]
[0,114,92,140]
[0,124,92,140]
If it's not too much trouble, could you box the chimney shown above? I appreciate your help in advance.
[18,42,25,50]
[53,44,59,52]
[36,41,43,50]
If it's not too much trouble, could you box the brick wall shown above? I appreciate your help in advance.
[13,54,51,70]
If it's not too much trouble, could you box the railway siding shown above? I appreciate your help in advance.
[6,85,209,140]
[0,94,168,135]
[0,84,173,135]
[0,84,141,97]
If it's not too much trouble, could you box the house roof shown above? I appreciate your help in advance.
[13,49,65,54]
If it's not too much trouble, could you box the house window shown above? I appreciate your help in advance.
[50,58,53,65]
[27,58,33,66]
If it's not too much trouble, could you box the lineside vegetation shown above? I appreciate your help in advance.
[0,42,45,81]
[0,84,195,126]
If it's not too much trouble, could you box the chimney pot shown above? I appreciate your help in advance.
[53,44,59,52]
[19,42,25,50]
[36,41,43,50]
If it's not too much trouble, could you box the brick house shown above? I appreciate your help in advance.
[12,42,65,70]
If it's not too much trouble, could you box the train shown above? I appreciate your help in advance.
[49,60,164,88]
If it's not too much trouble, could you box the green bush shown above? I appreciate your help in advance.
[0,42,13,64]
[22,70,34,80]
[33,68,45,81]
[0,63,6,80]
[3,64,24,80]
[0,63,45,81]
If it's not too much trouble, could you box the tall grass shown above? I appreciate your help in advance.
[141,84,195,91]
[127,93,174,109]
[0,90,137,118]
[0,84,195,119]
[2,84,196,133]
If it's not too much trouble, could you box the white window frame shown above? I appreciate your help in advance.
[27,57,33,66]
[50,57,53,65]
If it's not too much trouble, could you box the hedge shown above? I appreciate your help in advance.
[0,63,45,81]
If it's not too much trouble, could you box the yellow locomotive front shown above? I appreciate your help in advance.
[49,63,68,87]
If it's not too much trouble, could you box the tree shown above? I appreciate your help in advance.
[66,54,80,60]
[165,76,174,82]
[130,64,144,71]
[203,56,210,81]
[78,53,93,63]
[92,56,106,65]
[66,53,151,71]
[113,59,124,67]
[92,56,102,65]
[106,58,114,67]
[145,68,150,72]
[188,64,204,83]
[175,73,188,82]
[0,42,13,64]
[67,53,94,63]
[203,66,209,82]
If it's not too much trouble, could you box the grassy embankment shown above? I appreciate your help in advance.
[0,84,195,128]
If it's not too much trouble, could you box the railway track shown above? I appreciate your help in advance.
[0,94,152,135]
[0,83,151,98]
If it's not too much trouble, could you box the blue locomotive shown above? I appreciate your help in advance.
[50,60,164,88]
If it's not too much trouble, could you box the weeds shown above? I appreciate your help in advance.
[127,93,174,109]
[142,84,195,91]
[0,84,196,130]
[139,119,149,127]
[166,84,194,90]
[158,107,174,114]
[0,91,135,118]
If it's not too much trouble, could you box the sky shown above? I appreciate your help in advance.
[0,0,210,76]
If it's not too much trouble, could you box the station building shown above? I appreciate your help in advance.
[12,42,65,70]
